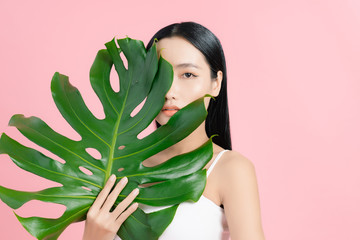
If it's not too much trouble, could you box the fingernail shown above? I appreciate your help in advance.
[110,174,116,181]
[133,188,139,195]
[121,176,128,183]
[133,202,138,208]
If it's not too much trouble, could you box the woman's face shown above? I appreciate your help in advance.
[155,36,222,125]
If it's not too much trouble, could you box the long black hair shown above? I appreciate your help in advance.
[146,21,232,150]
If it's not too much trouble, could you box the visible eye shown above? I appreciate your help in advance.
[182,72,197,79]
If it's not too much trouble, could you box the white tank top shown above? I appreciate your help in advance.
[115,150,229,240]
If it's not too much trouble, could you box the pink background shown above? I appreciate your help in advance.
[1,0,359,239]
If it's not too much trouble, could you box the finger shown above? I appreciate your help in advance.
[112,187,139,217]
[100,176,128,212]
[115,202,139,226]
[90,174,116,211]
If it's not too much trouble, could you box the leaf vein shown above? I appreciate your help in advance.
[64,86,111,147]
[26,127,105,173]
[16,154,102,189]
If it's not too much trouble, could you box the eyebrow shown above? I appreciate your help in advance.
[174,63,201,69]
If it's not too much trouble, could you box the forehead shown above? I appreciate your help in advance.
[155,36,209,69]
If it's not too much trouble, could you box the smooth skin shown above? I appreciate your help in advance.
[83,36,265,240]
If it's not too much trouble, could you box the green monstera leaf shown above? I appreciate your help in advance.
[0,37,214,239]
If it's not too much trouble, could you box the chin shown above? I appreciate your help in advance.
[155,117,167,127]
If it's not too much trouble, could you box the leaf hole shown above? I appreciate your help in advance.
[0,157,62,191]
[137,120,157,140]
[55,158,66,164]
[110,65,120,93]
[118,145,125,150]
[81,83,106,120]
[46,116,83,141]
[130,97,147,117]
[118,167,124,172]
[79,166,93,176]
[82,186,92,192]
[46,152,66,164]
[120,51,128,70]
[29,141,67,165]
[16,200,66,219]
[138,181,163,188]
[86,148,102,160]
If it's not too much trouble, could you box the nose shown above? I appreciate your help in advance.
[165,77,177,100]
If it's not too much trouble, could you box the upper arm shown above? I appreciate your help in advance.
[220,152,265,240]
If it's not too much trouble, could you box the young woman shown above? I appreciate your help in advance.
[82,22,265,240]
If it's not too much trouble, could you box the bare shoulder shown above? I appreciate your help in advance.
[217,150,260,200]
[219,150,256,177]
[217,150,265,239]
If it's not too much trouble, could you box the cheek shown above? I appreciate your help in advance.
[179,79,212,103]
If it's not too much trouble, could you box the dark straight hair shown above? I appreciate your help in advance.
[146,21,232,150]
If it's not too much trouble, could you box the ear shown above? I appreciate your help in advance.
[211,70,223,97]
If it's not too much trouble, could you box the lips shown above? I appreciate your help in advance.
[161,105,180,117]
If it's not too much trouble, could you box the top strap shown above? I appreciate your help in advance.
[207,150,229,177]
